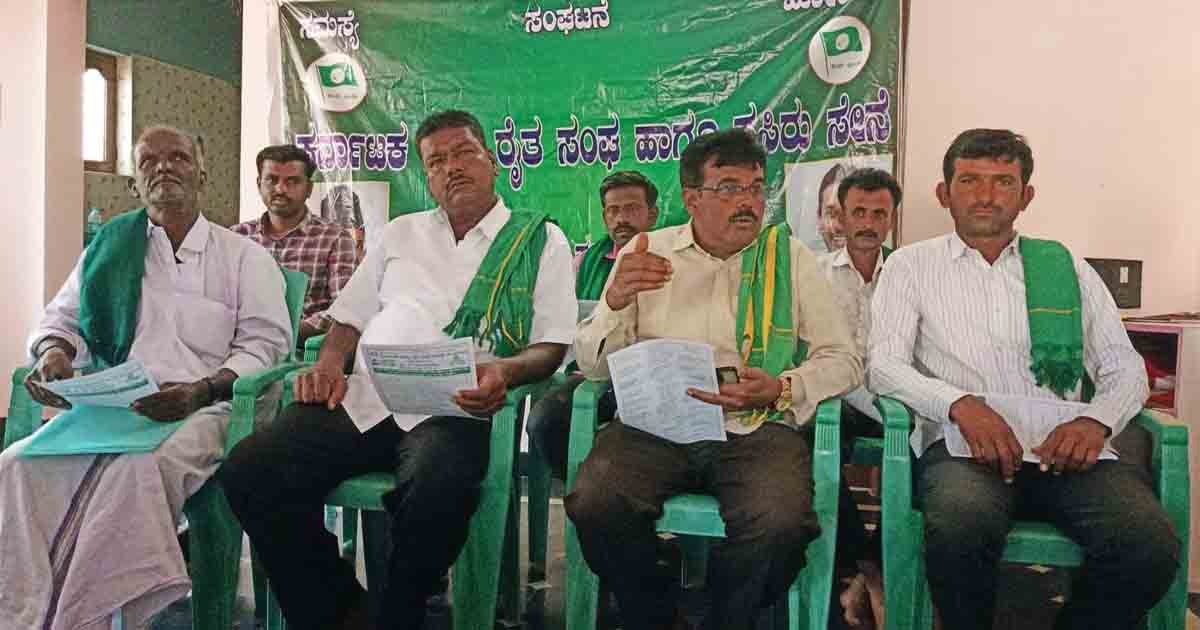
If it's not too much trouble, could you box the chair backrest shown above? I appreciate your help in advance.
[280,267,310,360]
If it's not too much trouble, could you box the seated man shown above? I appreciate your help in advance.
[566,129,862,630]
[816,167,901,629]
[233,144,359,343]
[0,125,292,629]
[869,128,1181,630]
[526,169,660,482]
[218,110,576,630]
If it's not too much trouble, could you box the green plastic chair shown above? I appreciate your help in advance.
[2,267,309,630]
[307,333,566,608]
[255,364,556,630]
[563,379,843,630]
[869,396,1190,630]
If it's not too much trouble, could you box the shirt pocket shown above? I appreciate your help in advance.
[174,291,237,365]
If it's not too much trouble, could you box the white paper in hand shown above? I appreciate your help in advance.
[607,339,726,444]
[943,393,1118,463]
[361,339,478,418]
[42,360,159,408]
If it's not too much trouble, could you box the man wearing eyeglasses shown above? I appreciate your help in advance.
[567,129,861,630]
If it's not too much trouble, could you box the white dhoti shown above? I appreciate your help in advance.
[0,390,278,630]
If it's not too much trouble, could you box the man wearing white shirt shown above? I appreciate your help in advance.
[817,167,900,629]
[219,110,576,630]
[868,129,1179,629]
[0,126,292,630]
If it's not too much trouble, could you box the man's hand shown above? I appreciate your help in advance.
[24,347,74,409]
[132,382,208,423]
[949,395,1024,482]
[454,362,511,418]
[1031,417,1110,474]
[686,367,782,412]
[295,359,349,410]
[604,233,672,311]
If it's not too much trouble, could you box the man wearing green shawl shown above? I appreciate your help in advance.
[526,169,660,485]
[219,110,577,630]
[869,129,1179,630]
[0,126,292,629]
[568,130,861,630]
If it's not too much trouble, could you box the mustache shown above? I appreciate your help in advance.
[730,211,758,222]
[853,229,879,239]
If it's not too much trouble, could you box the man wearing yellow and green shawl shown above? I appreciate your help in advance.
[568,129,862,630]
[219,110,577,630]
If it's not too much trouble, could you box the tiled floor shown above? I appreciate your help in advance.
[151,497,1199,630]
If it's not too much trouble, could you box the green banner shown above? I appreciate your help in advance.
[274,0,902,253]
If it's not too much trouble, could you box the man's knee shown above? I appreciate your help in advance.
[563,451,636,531]
[1088,506,1182,592]
[921,482,1011,560]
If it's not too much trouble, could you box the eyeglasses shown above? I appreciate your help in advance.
[692,182,766,199]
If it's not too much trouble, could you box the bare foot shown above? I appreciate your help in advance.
[840,574,877,629]
[861,564,885,629]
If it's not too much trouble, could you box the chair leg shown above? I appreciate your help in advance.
[527,448,553,584]
[343,507,359,559]
[184,480,241,630]
[497,483,524,627]
[564,519,601,630]
[452,458,515,630]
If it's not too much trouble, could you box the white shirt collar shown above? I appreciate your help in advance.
[434,198,510,242]
[947,231,1021,260]
[145,212,211,254]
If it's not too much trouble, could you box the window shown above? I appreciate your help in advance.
[83,49,117,173]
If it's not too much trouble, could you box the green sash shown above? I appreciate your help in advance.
[443,211,549,358]
[1019,237,1092,400]
[576,237,616,300]
[79,209,149,368]
[736,223,800,426]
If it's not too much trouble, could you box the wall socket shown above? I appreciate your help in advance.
[1085,258,1142,309]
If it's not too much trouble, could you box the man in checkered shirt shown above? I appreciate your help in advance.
[233,145,359,343]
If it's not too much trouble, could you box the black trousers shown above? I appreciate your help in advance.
[564,421,820,630]
[218,403,491,630]
[916,425,1181,630]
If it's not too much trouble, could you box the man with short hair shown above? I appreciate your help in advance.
[233,145,358,343]
[321,184,367,257]
[567,129,861,630]
[869,128,1180,629]
[817,167,901,629]
[526,169,660,483]
[0,126,292,629]
[219,110,577,630]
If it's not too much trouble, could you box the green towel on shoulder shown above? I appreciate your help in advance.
[443,211,549,358]
[1020,237,1092,400]
[576,236,616,300]
[737,223,799,426]
[79,209,149,369]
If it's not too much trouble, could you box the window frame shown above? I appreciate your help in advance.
[84,48,118,174]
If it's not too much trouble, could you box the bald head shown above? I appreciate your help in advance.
[130,125,207,227]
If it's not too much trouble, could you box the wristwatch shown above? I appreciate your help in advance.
[774,375,793,413]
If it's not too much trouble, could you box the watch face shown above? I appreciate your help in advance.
[716,367,740,386]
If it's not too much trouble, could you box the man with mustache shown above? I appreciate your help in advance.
[816,167,900,629]
[869,129,1180,629]
[525,170,660,491]
[218,110,577,630]
[233,145,359,344]
[568,129,861,630]
[0,126,292,629]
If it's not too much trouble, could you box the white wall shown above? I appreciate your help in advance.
[0,0,85,411]
[901,0,1200,315]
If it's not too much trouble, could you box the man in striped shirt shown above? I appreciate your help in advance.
[233,145,359,343]
[868,129,1180,629]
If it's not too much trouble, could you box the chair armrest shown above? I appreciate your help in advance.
[303,334,327,363]
[226,360,310,453]
[876,395,917,521]
[565,380,608,491]
[4,368,42,451]
[811,398,842,494]
[1133,408,1190,545]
